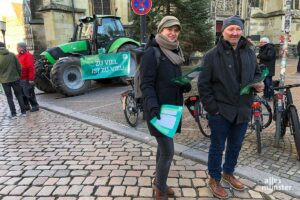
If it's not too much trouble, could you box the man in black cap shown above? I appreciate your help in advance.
[198,15,264,199]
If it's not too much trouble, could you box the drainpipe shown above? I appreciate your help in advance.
[71,0,76,31]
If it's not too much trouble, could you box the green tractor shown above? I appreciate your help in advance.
[35,15,140,96]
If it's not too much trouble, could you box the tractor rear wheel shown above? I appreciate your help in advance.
[35,59,56,93]
[50,57,91,96]
[117,44,138,85]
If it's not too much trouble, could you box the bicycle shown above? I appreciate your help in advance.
[184,95,210,138]
[273,83,300,160]
[121,77,143,127]
[249,93,273,153]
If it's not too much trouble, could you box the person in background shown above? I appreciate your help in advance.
[17,42,39,112]
[257,37,276,101]
[0,42,26,118]
[198,15,264,199]
[140,16,191,200]
[246,36,256,52]
[297,40,300,73]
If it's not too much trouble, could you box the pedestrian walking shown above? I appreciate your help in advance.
[0,41,26,118]
[257,37,276,100]
[140,16,191,199]
[297,40,300,73]
[17,42,39,112]
[197,15,264,199]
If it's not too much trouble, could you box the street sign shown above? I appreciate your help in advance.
[131,0,152,15]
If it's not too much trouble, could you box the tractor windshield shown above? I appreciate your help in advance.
[97,18,125,39]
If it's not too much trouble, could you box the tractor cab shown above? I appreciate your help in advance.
[74,15,126,53]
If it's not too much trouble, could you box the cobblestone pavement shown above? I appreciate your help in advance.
[0,95,298,199]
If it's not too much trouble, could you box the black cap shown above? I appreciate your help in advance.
[222,15,244,31]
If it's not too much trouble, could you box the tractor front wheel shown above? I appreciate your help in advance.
[50,57,91,96]
[117,44,138,85]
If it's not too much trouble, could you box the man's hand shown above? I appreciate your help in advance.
[150,107,160,120]
[253,81,264,93]
[29,81,35,85]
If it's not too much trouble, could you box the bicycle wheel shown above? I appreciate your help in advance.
[195,100,210,137]
[254,120,262,154]
[289,106,300,160]
[124,91,139,127]
[259,98,273,129]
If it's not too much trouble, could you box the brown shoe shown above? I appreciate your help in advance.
[208,177,228,199]
[222,173,245,191]
[152,177,175,197]
[155,188,168,200]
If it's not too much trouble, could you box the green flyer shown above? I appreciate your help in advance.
[150,105,183,138]
[240,68,269,95]
[172,65,206,85]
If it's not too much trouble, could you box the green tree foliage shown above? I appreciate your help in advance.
[129,0,214,53]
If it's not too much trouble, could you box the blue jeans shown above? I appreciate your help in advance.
[263,76,273,99]
[208,114,248,181]
[155,136,174,193]
[2,80,26,116]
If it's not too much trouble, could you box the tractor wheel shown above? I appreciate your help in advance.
[35,59,56,93]
[117,43,138,85]
[50,57,91,97]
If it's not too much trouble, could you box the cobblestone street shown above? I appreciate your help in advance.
[0,95,298,199]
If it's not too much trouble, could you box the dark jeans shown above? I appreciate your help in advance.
[2,80,26,116]
[155,136,174,193]
[208,114,248,181]
[20,80,39,108]
[263,76,273,99]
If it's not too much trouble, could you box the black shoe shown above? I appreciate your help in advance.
[24,105,31,111]
[30,106,39,112]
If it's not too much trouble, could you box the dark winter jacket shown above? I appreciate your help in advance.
[198,36,261,124]
[257,43,276,76]
[0,47,22,83]
[140,39,183,137]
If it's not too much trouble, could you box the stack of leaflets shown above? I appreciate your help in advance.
[150,105,183,138]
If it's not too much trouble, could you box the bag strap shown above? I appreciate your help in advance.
[153,46,161,67]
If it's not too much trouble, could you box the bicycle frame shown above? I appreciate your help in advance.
[251,96,263,153]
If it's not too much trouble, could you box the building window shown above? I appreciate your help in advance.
[291,0,300,10]
[250,0,259,7]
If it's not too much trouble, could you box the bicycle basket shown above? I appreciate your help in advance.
[184,95,200,118]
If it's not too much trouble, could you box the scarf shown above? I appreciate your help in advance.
[155,34,185,65]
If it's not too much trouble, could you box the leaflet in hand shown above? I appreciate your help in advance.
[172,65,206,85]
[150,105,183,138]
[240,68,269,95]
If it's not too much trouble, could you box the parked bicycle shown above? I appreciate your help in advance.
[121,77,143,127]
[249,93,273,153]
[184,95,210,138]
[273,83,300,160]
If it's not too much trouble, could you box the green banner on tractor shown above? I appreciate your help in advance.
[80,52,130,80]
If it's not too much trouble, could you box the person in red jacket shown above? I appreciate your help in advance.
[17,42,39,112]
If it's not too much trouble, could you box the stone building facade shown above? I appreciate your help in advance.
[213,0,300,46]
[22,0,131,56]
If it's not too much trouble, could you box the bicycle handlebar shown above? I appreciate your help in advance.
[273,83,300,91]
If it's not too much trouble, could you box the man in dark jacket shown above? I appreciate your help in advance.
[198,15,264,199]
[0,42,26,118]
[257,37,276,100]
